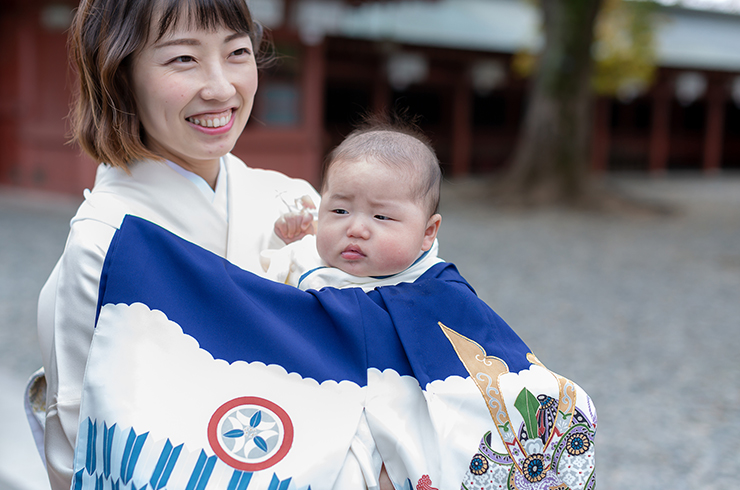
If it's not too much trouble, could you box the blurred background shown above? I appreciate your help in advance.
[4,0,740,193]
[1,0,739,489]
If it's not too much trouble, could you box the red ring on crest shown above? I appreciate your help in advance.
[207,396,294,471]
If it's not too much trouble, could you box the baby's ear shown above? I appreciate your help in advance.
[421,214,442,251]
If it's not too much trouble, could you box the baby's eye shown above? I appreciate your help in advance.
[374,215,391,221]
[331,209,348,215]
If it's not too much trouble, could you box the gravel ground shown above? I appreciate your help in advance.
[0,188,81,490]
[437,175,740,490]
[1,175,738,490]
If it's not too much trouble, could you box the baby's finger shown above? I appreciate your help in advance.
[274,216,290,239]
[280,215,295,237]
[298,195,316,210]
[300,211,315,234]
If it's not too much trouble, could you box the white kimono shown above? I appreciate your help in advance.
[67,215,597,490]
[37,154,320,490]
[36,154,597,490]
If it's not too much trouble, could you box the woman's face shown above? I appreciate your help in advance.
[131,21,258,176]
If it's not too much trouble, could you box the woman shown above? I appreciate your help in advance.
[38,2,597,489]
[37,0,318,488]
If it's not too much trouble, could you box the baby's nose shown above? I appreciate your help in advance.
[347,219,370,239]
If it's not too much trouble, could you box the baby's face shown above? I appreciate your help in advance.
[317,158,440,277]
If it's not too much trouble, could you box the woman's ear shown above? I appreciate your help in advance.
[421,214,442,251]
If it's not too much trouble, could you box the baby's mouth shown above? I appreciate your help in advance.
[186,109,233,128]
[341,245,365,259]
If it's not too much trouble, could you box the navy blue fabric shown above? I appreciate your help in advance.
[97,216,532,386]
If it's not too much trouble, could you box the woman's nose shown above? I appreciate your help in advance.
[201,64,236,101]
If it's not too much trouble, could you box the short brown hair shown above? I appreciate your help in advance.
[323,114,442,215]
[69,0,266,169]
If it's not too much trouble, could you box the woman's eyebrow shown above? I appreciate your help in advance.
[225,32,250,43]
[154,32,249,49]
[154,38,200,49]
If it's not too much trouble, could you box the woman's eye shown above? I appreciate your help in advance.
[172,55,194,64]
[232,47,252,57]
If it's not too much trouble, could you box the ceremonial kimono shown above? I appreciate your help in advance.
[260,235,444,292]
[37,154,319,490]
[71,216,598,490]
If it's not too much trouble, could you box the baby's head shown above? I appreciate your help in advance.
[317,118,442,277]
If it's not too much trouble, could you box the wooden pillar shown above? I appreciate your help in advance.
[0,2,21,185]
[372,68,390,116]
[451,73,472,177]
[15,7,38,187]
[702,77,726,173]
[649,77,672,174]
[590,96,611,173]
[282,0,296,27]
[302,40,326,184]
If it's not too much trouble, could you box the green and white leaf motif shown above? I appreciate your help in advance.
[514,388,540,439]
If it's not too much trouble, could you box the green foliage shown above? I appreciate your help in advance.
[512,0,658,98]
[592,0,658,97]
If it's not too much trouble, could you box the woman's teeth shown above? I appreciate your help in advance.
[187,112,231,128]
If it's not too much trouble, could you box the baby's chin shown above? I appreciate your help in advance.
[332,262,408,279]
[321,253,413,279]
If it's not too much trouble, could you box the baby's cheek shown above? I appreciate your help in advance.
[315,233,330,263]
[377,242,415,274]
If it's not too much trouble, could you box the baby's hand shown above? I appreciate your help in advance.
[274,195,317,244]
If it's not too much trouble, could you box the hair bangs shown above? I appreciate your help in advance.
[154,0,257,41]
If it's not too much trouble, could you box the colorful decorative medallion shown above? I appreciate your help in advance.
[469,453,489,475]
[208,397,294,471]
[564,432,590,456]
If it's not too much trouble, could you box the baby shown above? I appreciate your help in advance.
[263,117,443,291]
[260,119,598,490]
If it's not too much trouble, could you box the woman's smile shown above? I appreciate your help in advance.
[187,109,234,134]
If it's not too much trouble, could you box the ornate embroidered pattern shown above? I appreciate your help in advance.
[461,416,596,490]
[439,323,596,490]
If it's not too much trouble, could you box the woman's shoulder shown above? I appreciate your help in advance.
[77,159,223,229]
[224,154,317,190]
[70,185,132,231]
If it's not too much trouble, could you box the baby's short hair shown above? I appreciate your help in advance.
[323,114,442,216]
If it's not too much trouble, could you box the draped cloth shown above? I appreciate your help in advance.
[73,216,597,490]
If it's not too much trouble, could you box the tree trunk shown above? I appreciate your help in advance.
[505,0,604,204]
